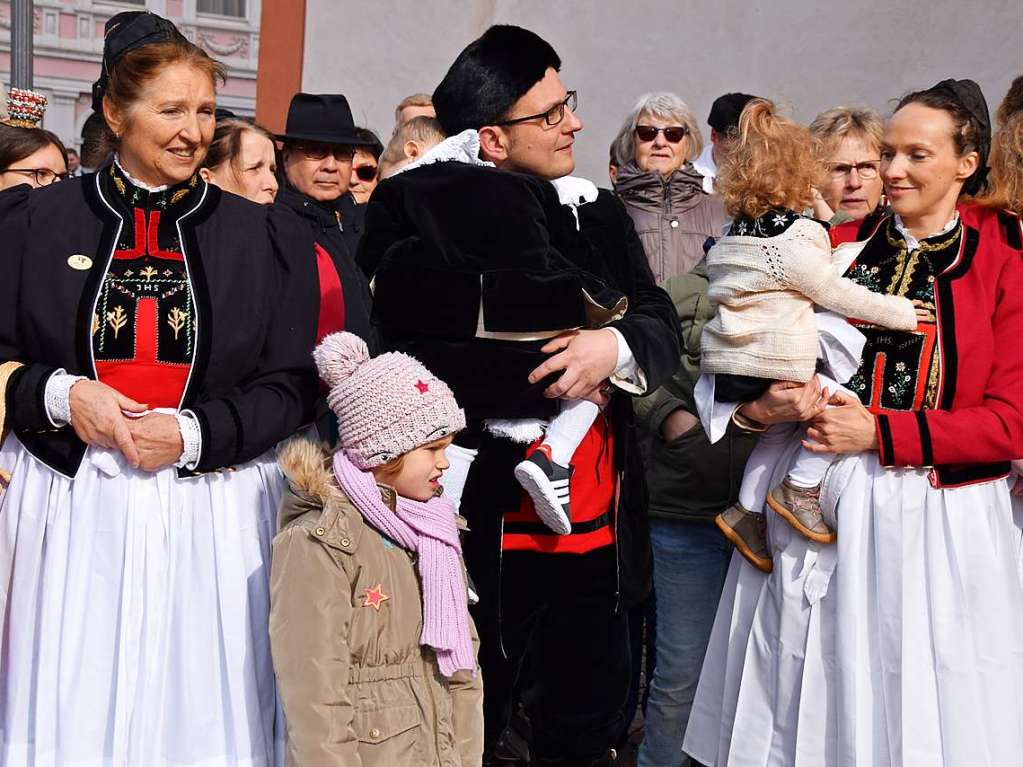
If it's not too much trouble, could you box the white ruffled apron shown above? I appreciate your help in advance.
[0,434,286,767]
[684,443,1023,766]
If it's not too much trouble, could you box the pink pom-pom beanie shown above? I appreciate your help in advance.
[313,332,466,468]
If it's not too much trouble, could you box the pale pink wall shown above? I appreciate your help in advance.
[167,0,184,18]
[59,12,76,39]
[35,56,102,80]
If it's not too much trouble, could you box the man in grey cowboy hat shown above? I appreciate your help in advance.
[274,92,377,350]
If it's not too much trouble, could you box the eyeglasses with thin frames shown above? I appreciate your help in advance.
[827,160,881,180]
[495,91,578,128]
[1,167,68,186]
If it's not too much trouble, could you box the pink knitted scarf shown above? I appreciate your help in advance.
[333,451,476,677]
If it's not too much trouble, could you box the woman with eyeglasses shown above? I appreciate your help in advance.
[0,123,68,190]
[349,126,383,204]
[809,106,886,228]
[610,93,729,282]
[686,79,1023,767]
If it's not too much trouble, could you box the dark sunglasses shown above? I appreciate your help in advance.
[635,125,688,143]
[354,164,377,182]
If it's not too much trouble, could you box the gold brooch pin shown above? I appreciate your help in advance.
[67,254,93,271]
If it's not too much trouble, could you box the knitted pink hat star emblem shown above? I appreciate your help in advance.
[414,380,430,394]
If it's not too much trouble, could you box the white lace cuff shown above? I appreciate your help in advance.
[607,327,648,395]
[174,410,202,470]
[44,370,87,427]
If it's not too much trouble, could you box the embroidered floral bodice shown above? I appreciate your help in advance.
[843,218,962,412]
[92,162,201,408]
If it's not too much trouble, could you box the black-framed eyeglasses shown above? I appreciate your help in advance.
[827,160,881,180]
[292,143,355,162]
[496,91,578,128]
[1,167,68,185]
[635,125,689,143]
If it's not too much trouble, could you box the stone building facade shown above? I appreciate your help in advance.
[0,0,259,150]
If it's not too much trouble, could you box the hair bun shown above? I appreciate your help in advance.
[314,332,370,388]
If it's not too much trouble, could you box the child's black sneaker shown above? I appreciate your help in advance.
[514,445,573,535]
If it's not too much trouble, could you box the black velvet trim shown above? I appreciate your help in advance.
[224,398,244,465]
[877,414,894,465]
[79,173,123,376]
[504,510,612,536]
[935,273,959,410]
[943,224,978,280]
[857,209,886,241]
[176,186,217,410]
[935,462,1011,487]
[915,411,934,467]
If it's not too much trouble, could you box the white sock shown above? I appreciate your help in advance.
[737,422,798,514]
[439,443,477,513]
[542,399,599,466]
[787,446,834,489]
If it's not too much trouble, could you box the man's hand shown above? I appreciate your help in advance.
[738,378,828,426]
[68,380,146,467]
[127,412,185,472]
[528,329,619,400]
[661,408,699,442]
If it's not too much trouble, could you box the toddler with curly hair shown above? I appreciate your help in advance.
[700,99,926,572]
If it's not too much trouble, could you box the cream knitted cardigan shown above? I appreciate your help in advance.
[701,217,917,382]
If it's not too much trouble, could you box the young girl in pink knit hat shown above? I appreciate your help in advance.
[269,331,482,767]
[698,99,929,573]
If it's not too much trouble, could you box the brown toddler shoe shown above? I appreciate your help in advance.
[715,504,773,573]
[767,480,836,544]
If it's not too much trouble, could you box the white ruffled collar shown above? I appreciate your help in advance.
[396,129,494,175]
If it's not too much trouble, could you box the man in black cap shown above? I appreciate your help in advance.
[274,93,376,348]
[424,24,681,767]
[692,92,758,193]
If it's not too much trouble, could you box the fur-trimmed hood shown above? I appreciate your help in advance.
[277,437,340,529]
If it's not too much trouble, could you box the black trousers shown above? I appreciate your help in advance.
[474,546,631,766]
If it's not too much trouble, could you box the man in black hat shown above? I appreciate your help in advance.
[424,24,681,767]
[274,93,376,348]
[692,91,758,193]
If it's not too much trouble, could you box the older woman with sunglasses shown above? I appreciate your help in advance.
[0,123,68,190]
[614,92,738,767]
[611,92,728,281]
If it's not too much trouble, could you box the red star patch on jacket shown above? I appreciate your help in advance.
[414,380,429,394]
[362,584,390,611]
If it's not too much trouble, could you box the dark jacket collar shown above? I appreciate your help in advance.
[614,161,706,212]
[102,158,204,217]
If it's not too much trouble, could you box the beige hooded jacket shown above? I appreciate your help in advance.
[269,439,483,767]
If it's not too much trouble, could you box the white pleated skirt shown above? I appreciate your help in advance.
[685,450,1023,767]
[0,436,286,767]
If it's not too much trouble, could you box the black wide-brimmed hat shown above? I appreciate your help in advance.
[277,93,375,146]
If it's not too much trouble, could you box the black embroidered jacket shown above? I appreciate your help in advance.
[0,163,320,477]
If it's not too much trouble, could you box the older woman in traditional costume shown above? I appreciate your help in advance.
[0,12,318,765]
[686,79,1023,766]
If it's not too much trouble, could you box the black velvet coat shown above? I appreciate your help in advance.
[0,167,320,478]
[359,162,682,612]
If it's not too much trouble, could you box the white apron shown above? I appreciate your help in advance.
[0,435,286,767]
[685,449,1023,767]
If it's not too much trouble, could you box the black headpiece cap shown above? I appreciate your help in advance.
[920,78,991,196]
[92,11,188,113]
